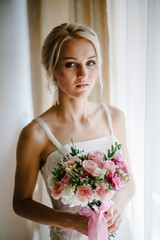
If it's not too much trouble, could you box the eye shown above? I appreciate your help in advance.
[87,60,96,66]
[65,62,76,68]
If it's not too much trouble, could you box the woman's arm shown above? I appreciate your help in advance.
[13,122,88,235]
[105,107,135,234]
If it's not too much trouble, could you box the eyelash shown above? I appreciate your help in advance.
[65,62,75,68]
[65,60,96,68]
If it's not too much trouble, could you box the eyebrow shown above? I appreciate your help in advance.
[62,55,97,61]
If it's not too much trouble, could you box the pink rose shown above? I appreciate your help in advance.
[76,185,93,203]
[103,160,116,172]
[51,182,64,199]
[112,171,125,190]
[63,157,77,166]
[83,160,98,176]
[94,183,111,201]
[113,153,125,162]
[113,154,129,174]
[88,151,104,169]
[61,174,71,184]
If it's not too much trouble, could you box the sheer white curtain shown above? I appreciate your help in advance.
[144,0,160,239]
[106,0,160,239]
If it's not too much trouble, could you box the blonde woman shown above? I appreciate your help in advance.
[13,23,135,240]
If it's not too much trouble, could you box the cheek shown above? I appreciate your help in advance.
[57,72,73,91]
[90,68,98,80]
[57,69,75,80]
[56,72,71,86]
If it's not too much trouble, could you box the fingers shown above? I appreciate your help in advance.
[105,207,114,222]
[108,215,122,234]
[105,207,122,234]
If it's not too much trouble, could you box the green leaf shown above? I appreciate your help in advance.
[109,232,117,239]
[108,149,111,158]
[103,153,107,160]
[108,182,116,191]
[94,176,100,180]
[52,142,68,160]
[87,202,93,209]
[111,145,114,152]
[71,138,74,145]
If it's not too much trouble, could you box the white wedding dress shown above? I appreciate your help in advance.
[35,103,132,240]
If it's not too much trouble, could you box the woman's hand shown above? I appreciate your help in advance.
[105,202,124,234]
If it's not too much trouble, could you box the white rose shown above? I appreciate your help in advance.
[61,185,82,207]
[61,185,74,198]
[93,168,106,178]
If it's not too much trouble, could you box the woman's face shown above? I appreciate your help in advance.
[54,38,98,100]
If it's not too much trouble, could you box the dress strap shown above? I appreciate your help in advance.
[101,103,114,136]
[34,117,62,147]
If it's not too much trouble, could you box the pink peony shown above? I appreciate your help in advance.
[112,171,125,190]
[113,154,129,174]
[94,183,110,201]
[76,185,93,203]
[52,182,64,199]
[88,151,104,169]
[63,157,77,166]
[61,173,71,184]
[103,160,117,172]
[83,160,98,176]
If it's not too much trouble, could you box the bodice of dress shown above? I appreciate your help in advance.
[34,103,132,240]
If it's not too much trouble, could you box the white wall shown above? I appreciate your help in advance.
[0,0,33,239]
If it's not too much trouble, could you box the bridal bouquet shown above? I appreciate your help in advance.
[47,140,130,240]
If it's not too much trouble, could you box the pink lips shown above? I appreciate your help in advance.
[76,83,89,88]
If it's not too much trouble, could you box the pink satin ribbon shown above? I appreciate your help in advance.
[79,200,112,240]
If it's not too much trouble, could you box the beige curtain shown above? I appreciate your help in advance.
[72,0,110,103]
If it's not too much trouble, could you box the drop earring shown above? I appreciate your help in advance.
[53,79,59,105]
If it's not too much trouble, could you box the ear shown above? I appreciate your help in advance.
[52,71,57,81]
[53,77,57,83]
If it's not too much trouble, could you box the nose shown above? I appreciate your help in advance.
[77,64,88,80]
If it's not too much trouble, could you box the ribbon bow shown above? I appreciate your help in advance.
[79,199,112,240]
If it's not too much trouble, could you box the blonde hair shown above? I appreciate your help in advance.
[42,23,103,99]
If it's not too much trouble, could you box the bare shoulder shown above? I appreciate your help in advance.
[20,120,44,142]
[107,104,126,140]
[17,120,48,156]
[107,104,125,124]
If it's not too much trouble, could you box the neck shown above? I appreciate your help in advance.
[56,97,89,123]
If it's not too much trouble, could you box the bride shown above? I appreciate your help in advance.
[13,23,135,239]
